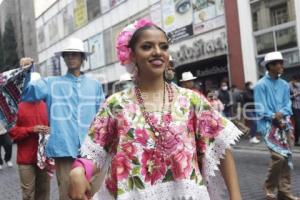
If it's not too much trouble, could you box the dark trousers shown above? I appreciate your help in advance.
[292,108,300,143]
[0,133,12,165]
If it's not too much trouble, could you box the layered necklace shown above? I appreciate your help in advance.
[135,82,174,137]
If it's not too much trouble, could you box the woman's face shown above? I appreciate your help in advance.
[131,28,169,79]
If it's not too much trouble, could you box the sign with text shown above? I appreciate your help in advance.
[170,28,227,66]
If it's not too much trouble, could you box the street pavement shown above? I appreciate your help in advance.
[0,139,299,200]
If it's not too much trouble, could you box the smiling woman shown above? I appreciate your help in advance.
[69,19,242,200]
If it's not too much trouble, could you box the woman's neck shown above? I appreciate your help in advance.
[137,76,165,93]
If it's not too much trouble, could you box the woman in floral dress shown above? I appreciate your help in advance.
[68,19,242,200]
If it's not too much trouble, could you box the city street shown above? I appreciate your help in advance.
[0,142,299,200]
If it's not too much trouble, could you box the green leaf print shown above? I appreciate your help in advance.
[132,157,140,165]
[162,169,174,182]
[190,169,196,180]
[117,188,125,195]
[132,166,141,175]
[128,177,134,190]
[127,128,134,139]
[133,176,145,189]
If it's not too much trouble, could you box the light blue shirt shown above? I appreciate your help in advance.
[22,73,105,158]
[254,74,292,135]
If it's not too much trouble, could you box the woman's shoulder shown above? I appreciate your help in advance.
[173,85,208,105]
[104,88,132,107]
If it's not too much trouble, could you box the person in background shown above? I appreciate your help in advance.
[289,74,300,146]
[243,81,260,144]
[164,55,176,83]
[68,19,242,200]
[19,37,105,200]
[10,72,51,200]
[206,89,224,114]
[0,121,13,170]
[180,71,203,96]
[254,51,298,200]
[217,81,233,117]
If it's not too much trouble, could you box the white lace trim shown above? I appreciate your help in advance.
[203,120,243,200]
[97,180,210,200]
[80,136,108,169]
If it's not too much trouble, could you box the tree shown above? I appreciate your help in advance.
[2,18,19,72]
[0,29,4,68]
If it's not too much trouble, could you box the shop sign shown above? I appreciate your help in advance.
[170,30,227,66]
[196,66,227,77]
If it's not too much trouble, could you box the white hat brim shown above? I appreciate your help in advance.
[180,77,197,82]
[55,50,92,57]
[261,58,287,67]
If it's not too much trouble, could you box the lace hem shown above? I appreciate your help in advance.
[203,120,243,200]
[80,136,108,169]
[96,180,210,200]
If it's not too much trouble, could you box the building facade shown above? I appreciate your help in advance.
[34,0,300,94]
[0,0,37,62]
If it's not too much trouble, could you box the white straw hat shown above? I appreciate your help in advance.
[261,51,286,68]
[30,72,41,82]
[119,73,132,82]
[180,71,197,82]
[55,38,92,57]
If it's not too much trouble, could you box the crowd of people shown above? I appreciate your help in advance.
[0,18,299,200]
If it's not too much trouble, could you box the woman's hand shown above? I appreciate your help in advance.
[68,167,92,200]
[19,57,34,70]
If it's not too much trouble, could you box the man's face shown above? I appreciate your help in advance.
[269,60,284,77]
[182,80,194,89]
[63,52,83,71]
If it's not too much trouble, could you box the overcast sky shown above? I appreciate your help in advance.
[34,0,56,17]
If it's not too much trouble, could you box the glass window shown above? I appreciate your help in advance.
[255,32,275,54]
[87,0,101,21]
[275,26,297,50]
[103,29,114,64]
[270,3,288,26]
[250,0,295,31]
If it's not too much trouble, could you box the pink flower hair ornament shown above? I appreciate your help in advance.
[116,19,156,67]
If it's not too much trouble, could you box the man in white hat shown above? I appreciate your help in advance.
[180,71,202,95]
[254,51,299,200]
[19,37,105,200]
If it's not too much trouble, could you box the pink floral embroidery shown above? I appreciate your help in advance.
[156,128,183,156]
[121,142,137,159]
[198,110,223,138]
[187,111,196,132]
[135,128,149,146]
[111,152,131,181]
[171,150,193,180]
[116,113,130,136]
[93,117,110,146]
[105,176,117,196]
[162,113,172,125]
[141,149,166,185]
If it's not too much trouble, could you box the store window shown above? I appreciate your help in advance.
[255,32,275,55]
[87,0,101,21]
[275,26,297,50]
[270,3,288,26]
[250,0,295,31]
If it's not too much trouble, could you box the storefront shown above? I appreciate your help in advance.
[170,28,228,93]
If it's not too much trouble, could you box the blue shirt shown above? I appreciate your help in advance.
[254,74,292,135]
[22,73,105,158]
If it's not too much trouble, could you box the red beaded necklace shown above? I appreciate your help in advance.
[135,82,174,137]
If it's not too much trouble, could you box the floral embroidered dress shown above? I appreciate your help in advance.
[81,85,242,200]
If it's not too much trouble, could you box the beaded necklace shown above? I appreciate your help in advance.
[135,82,174,137]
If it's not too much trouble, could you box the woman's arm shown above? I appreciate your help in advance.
[69,162,100,200]
[219,149,242,200]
